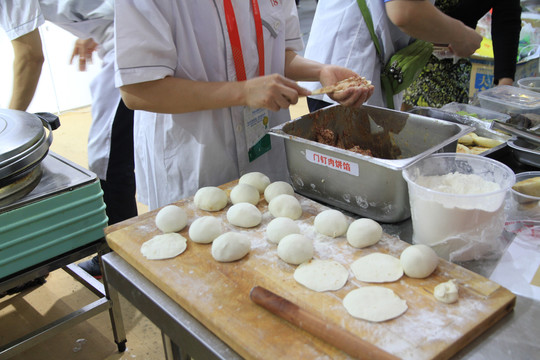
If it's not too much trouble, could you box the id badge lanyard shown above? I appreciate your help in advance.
[224,0,271,162]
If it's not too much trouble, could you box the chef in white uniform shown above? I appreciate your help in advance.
[1,0,138,277]
[301,0,482,111]
[1,0,137,220]
[115,0,374,211]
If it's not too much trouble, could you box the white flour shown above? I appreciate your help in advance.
[410,172,506,262]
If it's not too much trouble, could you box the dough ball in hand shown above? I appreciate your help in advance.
[268,194,302,220]
[194,186,228,211]
[346,218,382,248]
[400,244,439,278]
[266,217,301,244]
[227,203,262,228]
[141,233,187,260]
[264,181,294,203]
[239,172,270,194]
[188,216,222,244]
[230,183,260,205]
[277,234,313,265]
[155,205,188,233]
[314,209,348,238]
[211,232,251,262]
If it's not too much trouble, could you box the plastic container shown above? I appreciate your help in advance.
[477,85,540,115]
[402,153,515,262]
[517,77,540,93]
[507,171,540,222]
[440,102,511,124]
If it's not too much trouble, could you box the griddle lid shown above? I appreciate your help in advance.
[0,109,60,181]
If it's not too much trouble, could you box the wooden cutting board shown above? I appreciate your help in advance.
[105,180,516,360]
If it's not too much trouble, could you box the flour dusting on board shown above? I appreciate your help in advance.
[108,182,515,360]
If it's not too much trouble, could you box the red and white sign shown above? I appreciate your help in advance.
[306,149,359,176]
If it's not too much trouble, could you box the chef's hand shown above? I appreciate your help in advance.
[70,38,98,71]
[243,74,311,112]
[320,65,374,108]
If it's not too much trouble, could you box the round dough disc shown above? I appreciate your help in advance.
[230,183,260,205]
[277,234,313,265]
[211,232,251,262]
[314,209,348,238]
[264,181,294,203]
[350,253,403,283]
[188,216,222,244]
[268,194,302,220]
[343,286,408,322]
[141,233,187,260]
[400,244,439,279]
[346,218,382,248]
[155,205,188,233]
[294,259,349,292]
[266,217,301,244]
[239,172,270,194]
[194,187,228,211]
[227,203,262,228]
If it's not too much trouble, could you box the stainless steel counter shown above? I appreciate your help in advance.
[102,235,540,360]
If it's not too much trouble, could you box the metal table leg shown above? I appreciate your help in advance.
[0,241,127,358]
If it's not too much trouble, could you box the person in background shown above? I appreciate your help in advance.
[114,0,373,211]
[301,0,483,112]
[401,0,522,110]
[0,0,137,279]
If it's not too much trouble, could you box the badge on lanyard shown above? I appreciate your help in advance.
[224,0,270,162]
[244,107,271,162]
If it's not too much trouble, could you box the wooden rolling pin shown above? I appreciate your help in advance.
[249,286,400,360]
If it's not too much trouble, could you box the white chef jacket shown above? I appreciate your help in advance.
[0,0,119,180]
[115,0,304,210]
[300,0,412,109]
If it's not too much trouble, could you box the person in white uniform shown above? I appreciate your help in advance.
[115,0,374,211]
[0,0,138,277]
[301,0,483,111]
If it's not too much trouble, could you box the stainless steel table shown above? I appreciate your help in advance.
[102,239,540,360]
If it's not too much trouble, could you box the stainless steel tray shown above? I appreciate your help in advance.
[270,104,473,223]
[507,137,540,168]
[408,106,510,157]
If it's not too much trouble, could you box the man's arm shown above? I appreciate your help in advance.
[9,29,45,110]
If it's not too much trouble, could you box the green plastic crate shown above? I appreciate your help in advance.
[0,180,108,279]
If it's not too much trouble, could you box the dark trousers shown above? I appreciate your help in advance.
[100,99,137,225]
